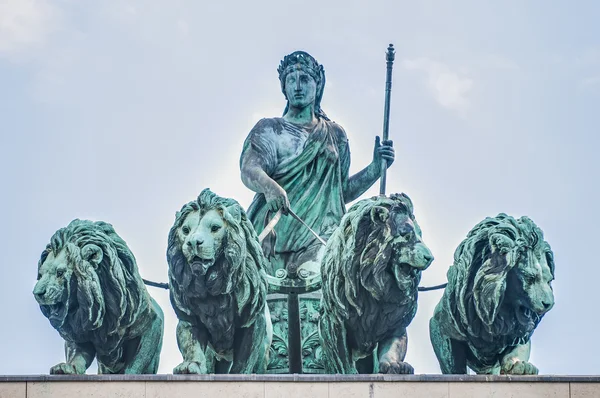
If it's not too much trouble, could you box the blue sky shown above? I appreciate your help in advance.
[0,0,599,374]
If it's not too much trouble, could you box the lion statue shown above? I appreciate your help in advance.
[33,219,164,374]
[429,213,555,375]
[167,188,272,374]
[319,193,434,374]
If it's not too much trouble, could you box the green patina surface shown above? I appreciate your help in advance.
[166,189,272,374]
[239,51,395,374]
[30,49,558,377]
[430,214,555,375]
[319,194,433,374]
[33,220,164,374]
[267,296,324,373]
[240,51,395,274]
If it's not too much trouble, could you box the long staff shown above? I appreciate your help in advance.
[379,44,396,195]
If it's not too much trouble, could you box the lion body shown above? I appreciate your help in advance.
[430,214,555,375]
[319,194,433,374]
[344,284,420,358]
[167,189,272,374]
[33,220,164,374]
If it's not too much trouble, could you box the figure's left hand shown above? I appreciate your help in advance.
[373,136,395,168]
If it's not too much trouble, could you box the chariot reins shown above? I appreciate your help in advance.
[142,206,447,292]
[257,207,447,292]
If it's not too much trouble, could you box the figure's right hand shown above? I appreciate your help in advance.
[264,183,290,214]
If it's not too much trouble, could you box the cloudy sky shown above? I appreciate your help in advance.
[1,0,599,375]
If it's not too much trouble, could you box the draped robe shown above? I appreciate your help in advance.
[241,117,350,269]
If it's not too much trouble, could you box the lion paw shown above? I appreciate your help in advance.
[173,361,206,374]
[50,362,83,375]
[502,360,539,375]
[379,360,414,374]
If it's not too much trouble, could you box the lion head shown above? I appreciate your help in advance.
[33,220,148,340]
[447,213,555,341]
[167,188,267,325]
[321,193,434,320]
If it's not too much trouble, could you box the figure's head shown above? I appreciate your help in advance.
[278,51,327,119]
[283,69,317,110]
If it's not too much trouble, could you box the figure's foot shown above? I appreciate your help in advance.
[379,360,414,374]
[50,362,83,375]
[173,360,206,374]
[501,360,539,375]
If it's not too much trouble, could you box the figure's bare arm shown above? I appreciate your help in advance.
[344,137,395,203]
[241,148,290,213]
[345,163,381,203]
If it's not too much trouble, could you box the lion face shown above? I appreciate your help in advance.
[388,206,433,272]
[34,241,104,329]
[370,202,434,288]
[506,245,555,319]
[33,248,73,329]
[177,209,227,276]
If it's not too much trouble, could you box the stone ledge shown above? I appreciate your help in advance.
[2,377,600,398]
[1,380,599,398]
[1,374,599,382]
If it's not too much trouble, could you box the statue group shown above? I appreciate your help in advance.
[33,50,555,376]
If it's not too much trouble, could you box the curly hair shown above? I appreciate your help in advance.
[321,193,418,320]
[319,194,429,373]
[167,188,268,328]
[38,219,149,349]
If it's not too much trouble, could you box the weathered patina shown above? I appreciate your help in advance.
[240,50,396,374]
[33,219,164,374]
[167,189,272,374]
[319,194,433,374]
[240,50,395,274]
[429,214,555,375]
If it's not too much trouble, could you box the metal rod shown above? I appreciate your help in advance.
[379,43,396,196]
[287,292,303,373]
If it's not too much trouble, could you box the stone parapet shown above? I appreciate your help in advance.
[1,375,599,398]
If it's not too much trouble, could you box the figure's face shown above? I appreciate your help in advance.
[284,68,317,109]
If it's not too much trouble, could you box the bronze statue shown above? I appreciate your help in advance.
[429,214,555,375]
[33,220,164,374]
[167,189,272,374]
[240,51,395,274]
[319,194,433,374]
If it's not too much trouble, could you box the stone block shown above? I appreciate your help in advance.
[374,382,449,398]
[264,382,328,398]
[329,382,372,398]
[570,383,600,398]
[27,381,145,398]
[0,382,25,398]
[448,382,570,398]
[146,381,265,398]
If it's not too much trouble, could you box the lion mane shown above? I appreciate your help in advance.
[321,194,421,319]
[320,193,431,373]
[35,219,160,372]
[434,213,555,372]
[167,189,268,352]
